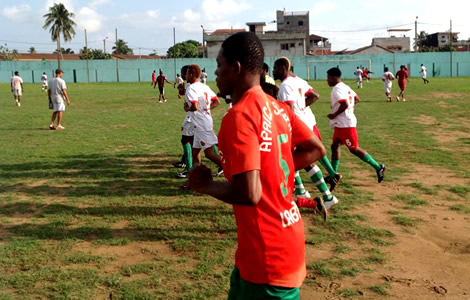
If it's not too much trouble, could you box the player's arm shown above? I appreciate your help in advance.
[209,97,220,110]
[189,167,261,205]
[354,95,360,104]
[328,101,348,120]
[63,89,71,105]
[48,88,52,103]
[188,101,199,111]
[305,90,320,106]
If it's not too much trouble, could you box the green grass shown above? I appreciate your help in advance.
[1,77,470,298]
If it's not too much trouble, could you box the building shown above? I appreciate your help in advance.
[204,10,315,58]
[371,36,410,53]
[425,32,459,47]
[308,34,331,54]
[349,44,394,55]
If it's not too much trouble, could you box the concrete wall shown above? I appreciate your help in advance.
[1,51,469,83]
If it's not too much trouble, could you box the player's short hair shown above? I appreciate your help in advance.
[188,64,201,79]
[384,67,389,72]
[221,32,264,74]
[55,69,63,74]
[274,57,291,71]
[181,65,189,75]
[14,71,19,75]
[327,67,341,77]
[263,63,269,72]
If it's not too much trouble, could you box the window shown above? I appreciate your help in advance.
[298,20,304,26]
[298,42,303,46]
[281,43,289,50]
[286,21,290,25]
[290,43,295,48]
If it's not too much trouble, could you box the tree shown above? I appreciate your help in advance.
[79,47,111,60]
[29,46,36,54]
[167,40,201,58]
[43,3,76,68]
[54,47,74,54]
[0,44,18,61]
[112,39,133,55]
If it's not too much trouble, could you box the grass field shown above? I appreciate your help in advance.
[1,76,469,299]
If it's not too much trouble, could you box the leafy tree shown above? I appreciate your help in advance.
[54,47,74,54]
[43,3,76,68]
[112,39,133,55]
[79,47,111,59]
[29,46,36,54]
[0,44,18,61]
[167,40,200,58]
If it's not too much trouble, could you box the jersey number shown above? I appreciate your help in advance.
[278,134,289,197]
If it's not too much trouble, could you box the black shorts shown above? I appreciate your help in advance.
[158,86,164,94]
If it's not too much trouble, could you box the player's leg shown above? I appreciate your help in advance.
[313,126,342,190]
[305,164,338,209]
[56,111,64,129]
[359,79,363,89]
[330,130,342,173]
[294,171,310,198]
[50,111,58,129]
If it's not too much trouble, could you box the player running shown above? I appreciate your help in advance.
[396,65,409,102]
[200,68,208,84]
[382,67,395,102]
[183,64,223,177]
[354,66,363,89]
[327,67,386,183]
[155,70,171,103]
[273,57,341,209]
[420,64,429,84]
[41,72,48,92]
[11,71,24,107]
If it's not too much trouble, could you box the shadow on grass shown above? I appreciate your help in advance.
[0,153,189,197]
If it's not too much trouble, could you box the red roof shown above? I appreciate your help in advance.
[209,29,246,36]
[0,53,81,61]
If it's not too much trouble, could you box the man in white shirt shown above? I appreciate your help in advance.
[200,68,208,84]
[41,72,48,92]
[354,67,363,89]
[183,64,223,178]
[273,57,341,209]
[48,69,71,130]
[174,73,184,99]
[327,67,386,183]
[420,64,430,84]
[382,67,395,102]
[11,71,23,107]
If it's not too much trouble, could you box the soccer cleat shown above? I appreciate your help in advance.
[324,195,339,210]
[377,164,386,183]
[179,183,190,190]
[297,190,311,199]
[177,169,189,178]
[164,99,167,102]
[49,124,55,130]
[396,96,400,102]
[402,98,406,102]
[18,102,21,107]
[15,99,19,106]
[159,100,163,103]
[173,161,186,168]
[215,166,224,177]
[56,125,65,130]
[324,173,343,192]
[296,196,327,221]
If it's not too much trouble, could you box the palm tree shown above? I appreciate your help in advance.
[43,3,76,68]
[112,39,134,55]
[29,46,36,54]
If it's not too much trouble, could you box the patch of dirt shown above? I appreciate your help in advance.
[414,114,437,126]
[432,92,466,100]
[436,101,457,108]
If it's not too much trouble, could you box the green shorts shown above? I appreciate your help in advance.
[227,267,300,300]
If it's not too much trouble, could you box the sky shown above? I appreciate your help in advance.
[0,0,469,55]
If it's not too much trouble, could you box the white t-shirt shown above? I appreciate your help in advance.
[354,69,363,79]
[200,72,208,83]
[421,66,427,77]
[278,75,317,129]
[41,74,48,84]
[330,82,358,128]
[11,76,23,90]
[176,76,183,86]
[382,71,395,86]
[186,81,218,132]
[49,77,67,103]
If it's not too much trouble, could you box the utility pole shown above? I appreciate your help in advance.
[103,37,108,53]
[173,27,177,81]
[450,19,453,77]
[201,25,205,58]
[85,29,90,83]
[414,16,418,52]
[115,28,119,82]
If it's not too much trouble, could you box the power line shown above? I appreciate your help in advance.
[0,39,100,45]
[310,23,414,33]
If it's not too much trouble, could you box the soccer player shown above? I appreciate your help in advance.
[155,70,171,103]
[396,65,409,102]
[354,66,363,89]
[11,71,23,107]
[48,69,71,130]
[188,31,326,299]
[174,73,184,99]
[382,67,395,102]
[362,67,370,83]
[327,67,386,183]
[200,68,208,84]
[420,64,429,84]
[41,72,48,92]
[151,70,156,87]
[184,64,223,176]
[263,63,276,85]
[273,57,340,209]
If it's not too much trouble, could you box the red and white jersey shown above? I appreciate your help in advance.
[330,82,358,128]
[41,74,48,84]
[421,65,427,76]
[11,76,23,90]
[354,68,363,79]
[278,75,316,129]
[382,71,395,85]
[186,81,218,131]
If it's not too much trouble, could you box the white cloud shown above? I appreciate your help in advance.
[117,9,161,29]
[89,0,111,8]
[1,4,32,22]
[202,0,250,22]
[310,1,336,16]
[76,6,103,32]
[43,0,75,13]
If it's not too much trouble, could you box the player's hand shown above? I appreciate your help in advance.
[67,100,71,105]
[188,164,213,193]
[327,113,335,120]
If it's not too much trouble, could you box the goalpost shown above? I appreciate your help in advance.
[306,59,372,80]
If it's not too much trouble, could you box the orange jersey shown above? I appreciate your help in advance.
[218,86,313,287]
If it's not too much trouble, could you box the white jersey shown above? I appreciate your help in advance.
[278,75,316,129]
[354,69,363,79]
[330,82,358,128]
[11,75,23,90]
[200,72,208,84]
[49,77,67,103]
[186,81,218,132]
[382,71,394,86]
[176,76,183,86]
[41,74,48,85]
[421,66,427,77]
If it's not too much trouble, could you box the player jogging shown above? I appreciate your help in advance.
[327,67,386,183]
[396,65,409,102]
[200,68,208,84]
[155,70,171,103]
[174,73,184,99]
[188,31,326,299]
[354,66,363,89]
[183,64,223,177]
[420,64,429,84]
[41,72,48,92]
[151,70,156,87]
[273,57,340,209]
[11,71,24,107]
[382,67,395,102]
